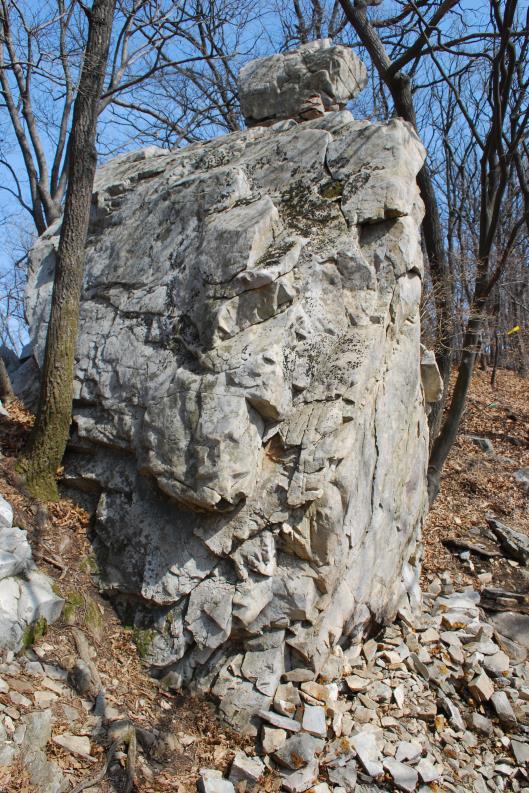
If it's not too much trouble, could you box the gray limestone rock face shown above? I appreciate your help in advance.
[0,505,64,651]
[238,40,367,125]
[26,56,428,733]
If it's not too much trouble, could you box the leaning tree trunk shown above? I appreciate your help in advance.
[427,309,484,502]
[17,0,116,500]
[337,0,455,443]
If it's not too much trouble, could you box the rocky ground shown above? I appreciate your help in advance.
[0,367,528,793]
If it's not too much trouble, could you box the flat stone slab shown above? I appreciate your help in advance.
[491,611,529,651]
[383,757,419,792]
[273,733,325,769]
[258,710,301,732]
[487,517,529,564]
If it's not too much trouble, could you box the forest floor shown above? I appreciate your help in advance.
[423,367,529,593]
[0,366,527,792]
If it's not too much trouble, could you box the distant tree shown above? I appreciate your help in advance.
[276,0,349,46]
[421,0,529,498]
[334,0,529,499]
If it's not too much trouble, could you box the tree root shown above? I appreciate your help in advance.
[69,628,138,792]
[69,740,119,793]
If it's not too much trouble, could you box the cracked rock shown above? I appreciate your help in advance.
[26,40,428,733]
[273,733,325,769]
[228,751,264,787]
[238,39,367,125]
[383,757,419,792]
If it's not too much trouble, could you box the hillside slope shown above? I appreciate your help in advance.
[0,367,527,792]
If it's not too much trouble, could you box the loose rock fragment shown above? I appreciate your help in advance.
[345,675,369,694]
[470,712,493,736]
[511,739,529,765]
[274,682,301,717]
[468,671,495,703]
[302,705,327,737]
[491,690,517,728]
[258,710,301,732]
[417,757,441,783]
[262,726,287,754]
[52,733,92,759]
[199,769,235,793]
[327,760,358,791]
[383,757,419,792]
[273,733,324,769]
[282,669,315,684]
[483,651,510,676]
[228,751,264,787]
[279,758,319,793]
[395,740,421,764]
[351,729,383,776]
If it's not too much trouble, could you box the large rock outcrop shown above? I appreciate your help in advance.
[26,46,430,733]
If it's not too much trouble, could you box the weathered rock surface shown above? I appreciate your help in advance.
[420,345,443,404]
[26,46,429,732]
[238,39,367,125]
[0,495,63,651]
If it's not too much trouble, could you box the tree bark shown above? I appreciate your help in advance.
[17,0,116,500]
[427,310,483,502]
[0,358,14,403]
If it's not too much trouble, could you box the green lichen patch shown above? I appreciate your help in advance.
[132,628,156,660]
[79,553,99,574]
[84,596,104,641]
[62,592,103,639]
[319,180,344,200]
[22,617,48,649]
[63,591,84,625]
[278,179,345,236]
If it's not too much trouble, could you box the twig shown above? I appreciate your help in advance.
[33,551,65,571]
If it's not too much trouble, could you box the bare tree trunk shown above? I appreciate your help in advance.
[427,310,483,501]
[0,358,14,403]
[337,0,455,441]
[17,0,116,500]
[491,331,500,386]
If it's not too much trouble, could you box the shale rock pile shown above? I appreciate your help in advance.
[26,41,437,732]
[198,576,529,792]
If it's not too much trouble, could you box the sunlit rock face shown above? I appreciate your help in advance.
[27,45,429,734]
[238,39,368,125]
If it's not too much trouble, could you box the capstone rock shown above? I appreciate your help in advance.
[238,39,367,125]
[26,45,429,732]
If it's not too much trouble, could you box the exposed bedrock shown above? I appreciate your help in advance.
[26,48,433,733]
